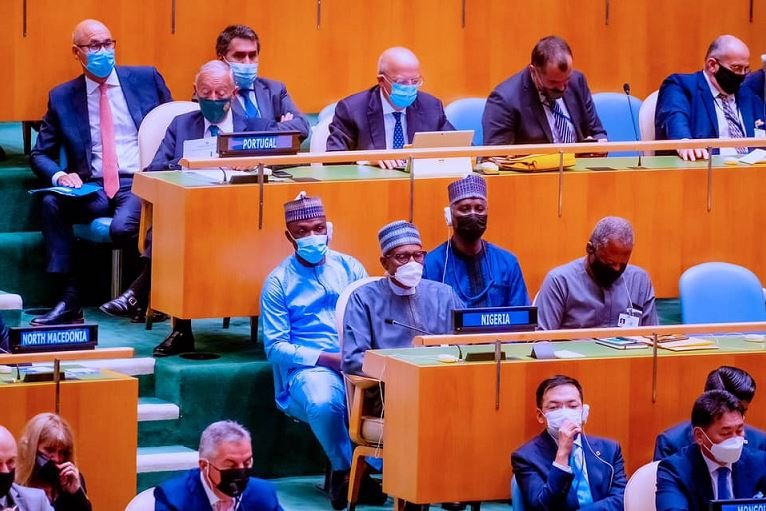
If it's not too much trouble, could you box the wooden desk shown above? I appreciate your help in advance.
[133,156,766,319]
[0,369,137,510]
[0,347,133,365]
[362,337,766,504]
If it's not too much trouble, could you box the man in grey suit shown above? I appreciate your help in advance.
[482,35,606,146]
[0,426,52,510]
[216,24,309,141]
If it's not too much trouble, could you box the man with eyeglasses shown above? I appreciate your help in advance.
[536,216,657,330]
[483,35,606,146]
[656,34,763,161]
[215,24,309,140]
[29,19,172,326]
[154,420,282,510]
[341,220,463,376]
[327,46,454,170]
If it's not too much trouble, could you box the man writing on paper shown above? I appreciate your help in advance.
[536,216,657,330]
[29,19,172,326]
[655,34,763,161]
[482,35,606,146]
[424,174,529,308]
[327,47,454,169]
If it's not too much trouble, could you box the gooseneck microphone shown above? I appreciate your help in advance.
[623,83,643,168]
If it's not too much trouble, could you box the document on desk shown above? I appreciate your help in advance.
[183,137,218,159]
[553,349,586,358]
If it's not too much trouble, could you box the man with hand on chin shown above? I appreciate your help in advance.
[341,220,463,376]
[327,47,453,169]
[656,390,766,510]
[512,375,627,511]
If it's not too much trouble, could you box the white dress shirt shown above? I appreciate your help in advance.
[538,91,576,144]
[203,108,235,138]
[701,451,733,500]
[380,90,408,149]
[703,71,745,156]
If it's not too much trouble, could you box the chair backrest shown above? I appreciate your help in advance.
[124,487,156,511]
[638,90,659,144]
[138,101,199,169]
[591,92,642,156]
[336,277,384,349]
[511,475,525,511]
[680,262,766,324]
[318,102,337,122]
[309,117,333,166]
[444,98,487,146]
[624,461,660,511]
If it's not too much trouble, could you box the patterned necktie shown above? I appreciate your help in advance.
[239,89,261,118]
[215,498,234,511]
[208,125,220,137]
[392,111,405,149]
[718,93,747,154]
[548,100,576,144]
[717,466,731,500]
[569,444,594,506]
[99,83,119,198]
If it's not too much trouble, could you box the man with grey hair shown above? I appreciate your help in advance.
[327,46,453,169]
[154,420,282,510]
[656,34,763,161]
[536,216,657,330]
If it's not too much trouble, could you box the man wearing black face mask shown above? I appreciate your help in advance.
[0,426,52,511]
[482,35,607,146]
[656,34,764,161]
[537,216,657,330]
[154,420,282,510]
[424,174,529,308]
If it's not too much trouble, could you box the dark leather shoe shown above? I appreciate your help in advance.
[30,301,84,326]
[99,289,143,318]
[130,310,170,324]
[359,474,388,506]
[329,470,349,510]
[153,330,194,357]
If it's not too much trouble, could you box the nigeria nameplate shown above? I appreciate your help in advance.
[453,306,537,334]
[217,131,301,157]
[9,324,98,353]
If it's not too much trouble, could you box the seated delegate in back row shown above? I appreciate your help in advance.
[327,46,454,169]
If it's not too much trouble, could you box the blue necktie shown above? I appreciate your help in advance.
[717,466,731,500]
[392,111,404,149]
[239,89,261,118]
[569,444,594,506]
[548,100,576,144]
[208,125,220,137]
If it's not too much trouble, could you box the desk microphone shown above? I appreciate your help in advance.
[384,319,463,359]
[623,83,643,168]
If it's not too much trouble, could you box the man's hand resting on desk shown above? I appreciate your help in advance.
[280,112,294,122]
[377,160,406,170]
[57,173,83,188]
[678,148,709,161]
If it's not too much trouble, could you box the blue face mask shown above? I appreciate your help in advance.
[388,82,418,109]
[229,62,258,90]
[86,49,115,79]
[198,98,231,124]
[294,234,328,264]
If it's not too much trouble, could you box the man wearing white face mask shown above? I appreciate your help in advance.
[260,193,386,510]
[511,375,627,510]
[656,390,766,510]
[341,220,463,376]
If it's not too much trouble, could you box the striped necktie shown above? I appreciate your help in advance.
[548,100,576,144]
[718,93,747,154]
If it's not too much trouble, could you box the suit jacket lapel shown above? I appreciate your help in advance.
[523,70,554,143]
[697,72,719,137]
[736,91,756,137]
[231,95,246,118]
[116,66,144,129]
[537,433,579,509]
[690,446,715,507]
[70,75,93,169]
[406,98,422,141]
[233,111,247,132]
[368,87,386,149]
[253,79,272,120]
[189,470,215,511]
[562,87,583,141]
[581,437,604,500]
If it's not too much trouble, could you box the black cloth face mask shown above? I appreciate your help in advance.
[215,467,249,497]
[0,469,13,496]
[714,60,747,95]
[454,214,488,243]
[35,454,60,486]
[589,256,626,288]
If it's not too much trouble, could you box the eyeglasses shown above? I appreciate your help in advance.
[385,250,427,264]
[383,74,424,87]
[76,39,117,52]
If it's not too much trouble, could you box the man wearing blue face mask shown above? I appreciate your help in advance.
[511,375,627,511]
[260,193,385,510]
[656,390,766,510]
[29,18,172,326]
[215,24,309,141]
[327,47,454,169]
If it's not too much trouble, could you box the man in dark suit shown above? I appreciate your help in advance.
[655,34,763,161]
[655,366,766,460]
[656,390,766,510]
[154,420,282,511]
[215,24,309,141]
[482,35,606,147]
[327,46,454,169]
[29,19,172,326]
[511,375,627,511]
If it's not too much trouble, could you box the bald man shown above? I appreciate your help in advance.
[29,19,172,326]
[656,34,764,161]
[0,426,52,510]
[326,46,453,169]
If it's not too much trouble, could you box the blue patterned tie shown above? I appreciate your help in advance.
[548,100,576,144]
[718,94,747,154]
[569,444,593,506]
[717,466,731,500]
[208,125,220,137]
[239,89,261,119]
[392,111,405,149]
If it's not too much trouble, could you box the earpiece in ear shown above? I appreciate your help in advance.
[444,206,452,227]
[582,403,590,424]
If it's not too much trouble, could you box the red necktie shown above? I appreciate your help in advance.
[215,498,234,511]
[99,83,119,198]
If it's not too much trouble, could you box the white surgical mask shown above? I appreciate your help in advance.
[393,261,423,289]
[700,429,745,464]
[543,404,590,438]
